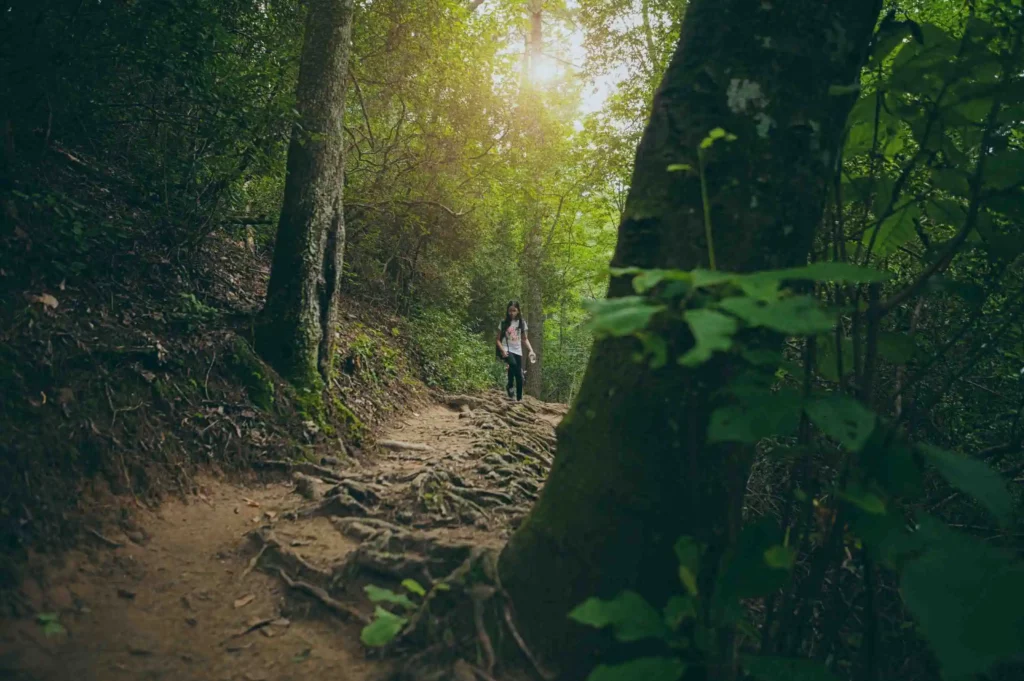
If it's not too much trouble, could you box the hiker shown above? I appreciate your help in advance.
[496,300,536,401]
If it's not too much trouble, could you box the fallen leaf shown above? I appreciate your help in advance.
[28,293,59,309]
[244,498,260,508]
[233,594,255,609]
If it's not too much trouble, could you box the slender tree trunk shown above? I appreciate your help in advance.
[256,0,353,389]
[524,219,544,397]
[499,0,882,676]
[523,2,545,399]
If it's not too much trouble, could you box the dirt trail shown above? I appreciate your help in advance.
[0,392,565,681]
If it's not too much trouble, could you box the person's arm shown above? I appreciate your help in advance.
[496,328,508,357]
[524,330,536,359]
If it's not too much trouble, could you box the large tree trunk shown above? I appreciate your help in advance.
[256,0,353,389]
[499,0,882,675]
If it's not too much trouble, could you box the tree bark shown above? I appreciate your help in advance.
[524,219,544,397]
[256,0,353,389]
[523,2,545,399]
[499,0,882,676]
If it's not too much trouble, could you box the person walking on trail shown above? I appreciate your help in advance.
[496,300,536,402]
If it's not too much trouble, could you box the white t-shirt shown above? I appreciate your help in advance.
[500,319,528,356]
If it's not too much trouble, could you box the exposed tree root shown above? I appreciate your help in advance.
[243,393,564,679]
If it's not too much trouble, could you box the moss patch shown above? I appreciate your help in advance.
[332,397,366,445]
[227,337,276,410]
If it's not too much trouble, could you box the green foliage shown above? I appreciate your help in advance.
[588,657,686,681]
[576,239,1021,679]
[36,613,66,639]
[407,309,492,393]
[347,327,402,387]
[569,591,669,642]
[360,607,408,648]
[359,579,429,648]
[899,518,1024,680]
[918,444,1013,526]
[742,656,840,681]
[364,584,416,610]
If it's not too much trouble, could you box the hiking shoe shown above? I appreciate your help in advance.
[506,386,515,399]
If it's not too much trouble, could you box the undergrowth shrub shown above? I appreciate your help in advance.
[407,309,492,394]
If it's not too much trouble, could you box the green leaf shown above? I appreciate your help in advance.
[569,591,669,642]
[815,335,855,382]
[630,269,689,294]
[36,613,66,638]
[719,296,836,335]
[712,518,788,623]
[863,202,920,257]
[838,485,887,514]
[584,297,666,338]
[763,545,796,570]
[707,394,802,444]
[877,331,918,364]
[901,517,1024,679]
[690,269,737,289]
[805,395,876,452]
[364,585,415,609]
[931,168,971,197]
[743,655,841,681]
[638,333,669,369]
[984,149,1024,191]
[680,309,738,366]
[744,262,890,284]
[667,163,692,172]
[587,657,686,681]
[360,607,408,647]
[870,19,917,63]
[674,537,703,596]
[918,444,1012,526]
[860,433,923,499]
[401,579,426,597]
[828,83,860,96]
[663,595,697,629]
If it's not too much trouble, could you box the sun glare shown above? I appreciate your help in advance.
[531,56,559,84]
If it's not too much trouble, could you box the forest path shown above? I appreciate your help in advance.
[0,391,565,681]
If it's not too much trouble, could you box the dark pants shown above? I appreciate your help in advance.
[505,352,523,400]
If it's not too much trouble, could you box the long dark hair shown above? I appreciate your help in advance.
[500,300,524,338]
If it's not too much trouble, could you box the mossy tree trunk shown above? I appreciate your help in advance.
[256,0,353,390]
[499,0,882,675]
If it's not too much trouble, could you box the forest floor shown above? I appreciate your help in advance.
[0,391,566,681]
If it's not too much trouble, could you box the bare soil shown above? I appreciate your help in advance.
[0,392,565,681]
